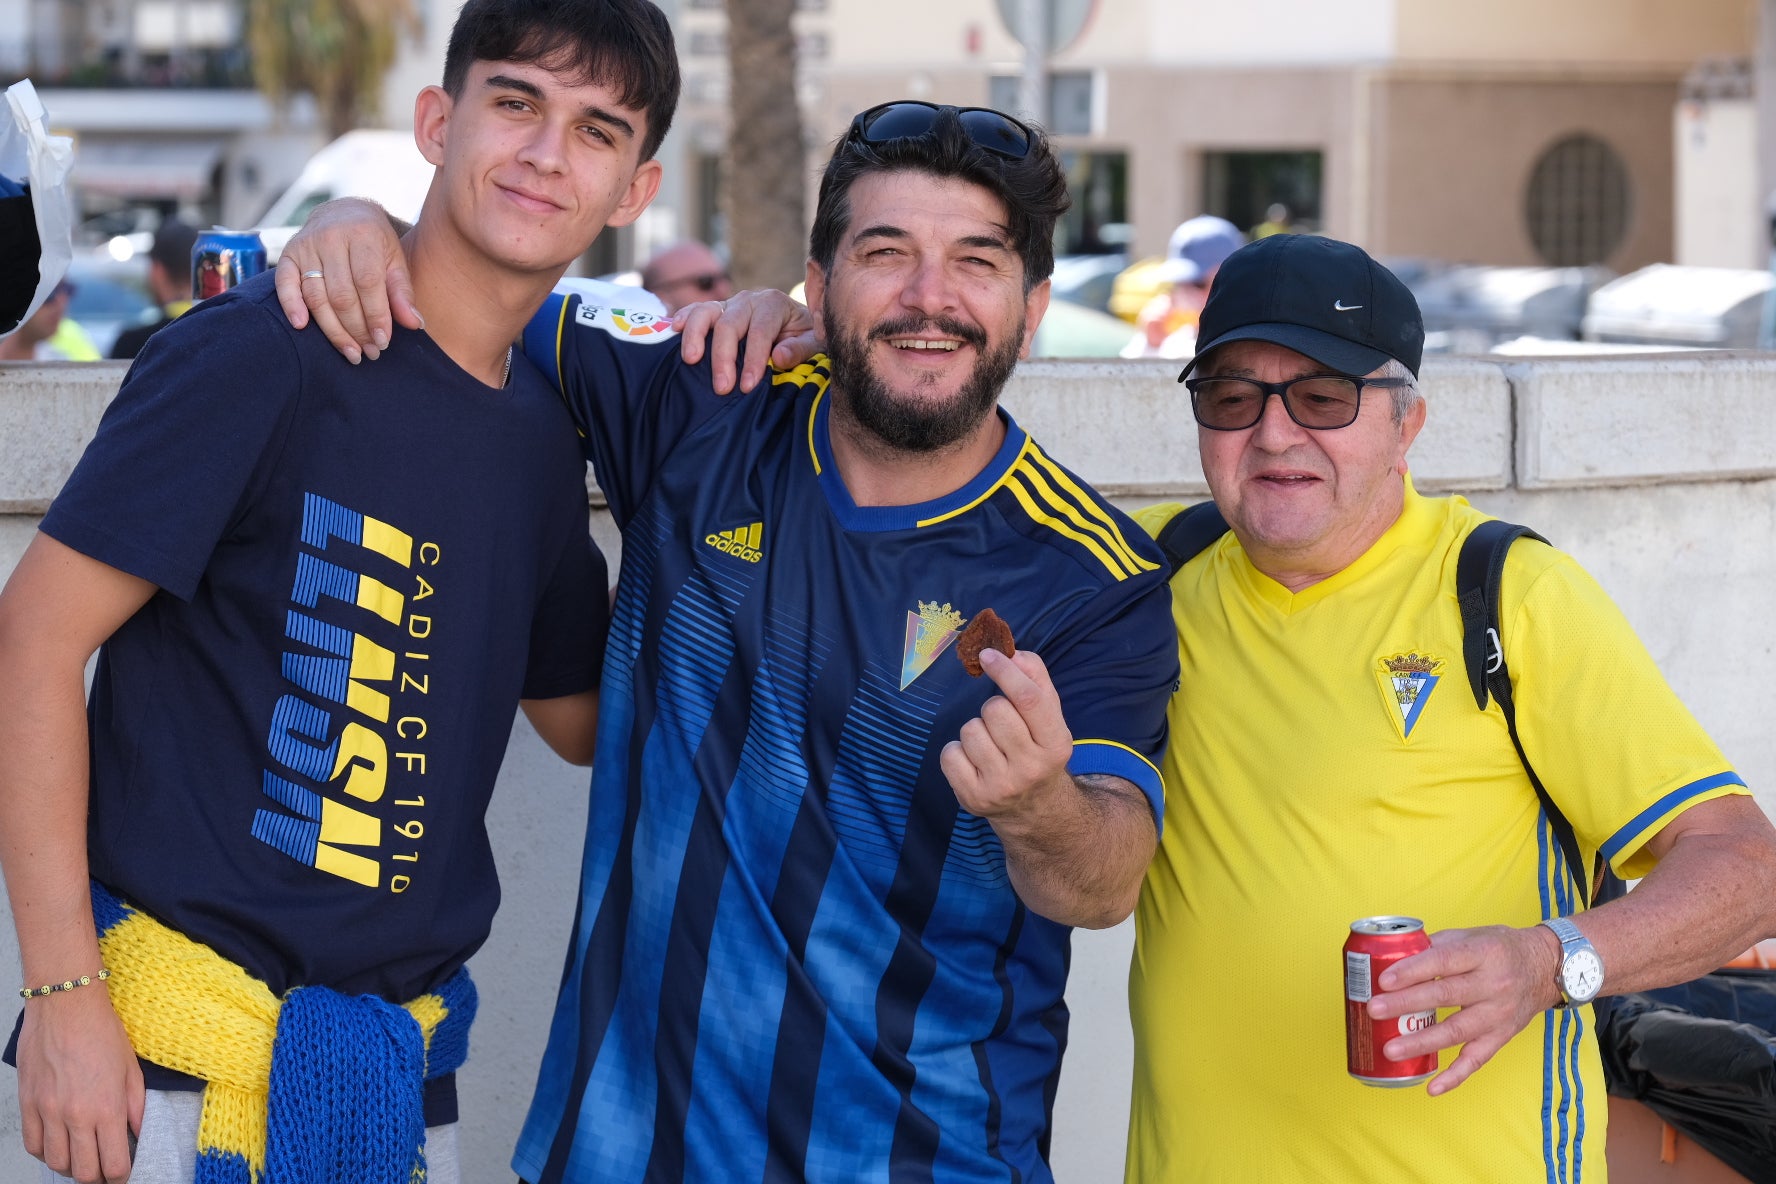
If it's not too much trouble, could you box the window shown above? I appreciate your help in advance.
[1201,150,1323,237]
[695,151,726,251]
[1524,134,1631,267]
[986,72,1093,132]
[987,76,1023,120]
[1055,151,1128,256]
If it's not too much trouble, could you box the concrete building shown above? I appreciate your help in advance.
[5,0,711,272]
[801,0,1759,273]
[3,0,321,229]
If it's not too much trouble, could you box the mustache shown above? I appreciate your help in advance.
[867,315,987,350]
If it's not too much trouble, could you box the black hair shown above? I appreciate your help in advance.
[442,0,679,162]
[808,107,1070,293]
[148,219,199,275]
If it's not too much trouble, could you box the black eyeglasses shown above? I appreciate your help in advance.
[847,101,1033,161]
[1183,373,1409,431]
[660,272,729,293]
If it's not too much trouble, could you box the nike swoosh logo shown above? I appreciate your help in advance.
[1333,300,1364,311]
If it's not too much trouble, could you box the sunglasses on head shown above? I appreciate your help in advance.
[846,101,1034,161]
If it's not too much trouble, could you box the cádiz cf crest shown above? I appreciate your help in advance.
[1376,652,1443,740]
[901,600,964,690]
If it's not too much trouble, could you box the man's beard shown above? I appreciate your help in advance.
[824,305,1025,454]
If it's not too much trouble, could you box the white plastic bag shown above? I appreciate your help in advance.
[1,79,75,337]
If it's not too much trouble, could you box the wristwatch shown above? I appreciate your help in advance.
[1540,916,1605,1008]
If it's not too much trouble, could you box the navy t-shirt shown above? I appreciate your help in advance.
[38,274,606,1002]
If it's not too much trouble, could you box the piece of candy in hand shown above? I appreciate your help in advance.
[957,608,1016,677]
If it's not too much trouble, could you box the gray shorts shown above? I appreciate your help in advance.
[41,1088,461,1184]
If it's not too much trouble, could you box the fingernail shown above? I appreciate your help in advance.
[373,331,389,349]
[364,346,380,362]
[347,349,362,365]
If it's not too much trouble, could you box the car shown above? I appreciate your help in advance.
[1030,299,1140,358]
[1050,253,1129,317]
[255,130,434,261]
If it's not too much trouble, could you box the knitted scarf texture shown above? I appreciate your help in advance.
[91,882,476,1184]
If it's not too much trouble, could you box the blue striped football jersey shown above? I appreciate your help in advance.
[512,293,1177,1184]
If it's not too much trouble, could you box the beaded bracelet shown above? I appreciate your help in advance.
[19,968,110,999]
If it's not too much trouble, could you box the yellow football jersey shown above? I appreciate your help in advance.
[1126,481,1746,1183]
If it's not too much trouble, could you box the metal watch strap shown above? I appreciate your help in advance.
[1543,915,1584,947]
[1541,915,1590,1007]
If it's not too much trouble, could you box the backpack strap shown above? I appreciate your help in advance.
[1455,520,1596,909]
[1156,501,1230,578]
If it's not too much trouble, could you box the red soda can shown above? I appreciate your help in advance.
[1344,916,1439,1087]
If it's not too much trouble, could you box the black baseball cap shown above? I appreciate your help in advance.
[1179,234,1424,381]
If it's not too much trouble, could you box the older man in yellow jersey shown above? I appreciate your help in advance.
[1126,233,1776,1182]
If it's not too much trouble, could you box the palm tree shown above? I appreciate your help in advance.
[723,0,806,292]
[246,0,417,139]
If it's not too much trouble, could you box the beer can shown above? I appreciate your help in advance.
[1344,915,1439,1087]
[192,229,267,301]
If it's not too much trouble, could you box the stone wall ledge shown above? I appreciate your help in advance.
[8,351,1769,512]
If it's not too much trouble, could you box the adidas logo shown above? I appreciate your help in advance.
[704,522,764,563]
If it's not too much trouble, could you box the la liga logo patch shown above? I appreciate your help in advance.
[574,303,678,342]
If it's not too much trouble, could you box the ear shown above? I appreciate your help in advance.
[1395,391,1426,473]
[413,85,452,168]
[602,158,664,230]
[1017,278,1051,360]
[803,258,828,339]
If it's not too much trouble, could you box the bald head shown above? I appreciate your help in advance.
[641,239,732,312]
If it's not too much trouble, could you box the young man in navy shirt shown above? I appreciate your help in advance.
[0,3,680,1181]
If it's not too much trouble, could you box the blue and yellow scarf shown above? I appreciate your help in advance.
[92,882,475,1184]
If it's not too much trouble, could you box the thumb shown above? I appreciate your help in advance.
[389,263,424,332]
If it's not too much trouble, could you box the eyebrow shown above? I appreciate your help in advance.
[1205,363,1330,380]
[849,224,1015,253]
[483,73,637,141]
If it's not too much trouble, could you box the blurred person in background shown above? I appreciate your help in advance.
[109,219,199,360]
[1120,214,1243,360]
[1252,201,1293,239]
[639,237,733,312]
[0,280,96,361]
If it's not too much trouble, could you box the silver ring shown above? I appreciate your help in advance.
[301,270,324,280]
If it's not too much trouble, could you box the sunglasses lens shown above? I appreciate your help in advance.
[957,109,1031,158]
[855,103,1032,161]
[860,103,940,143]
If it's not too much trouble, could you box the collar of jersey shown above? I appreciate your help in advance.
[1234,474,1443,612]
[808,391,1029,532]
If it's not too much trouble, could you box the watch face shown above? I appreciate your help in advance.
[1562,949,1605,1002]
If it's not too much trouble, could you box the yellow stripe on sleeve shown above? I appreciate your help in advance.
[1025,447,1159,572]
[1014,457,1150,576]
[1003,473,1133,580]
